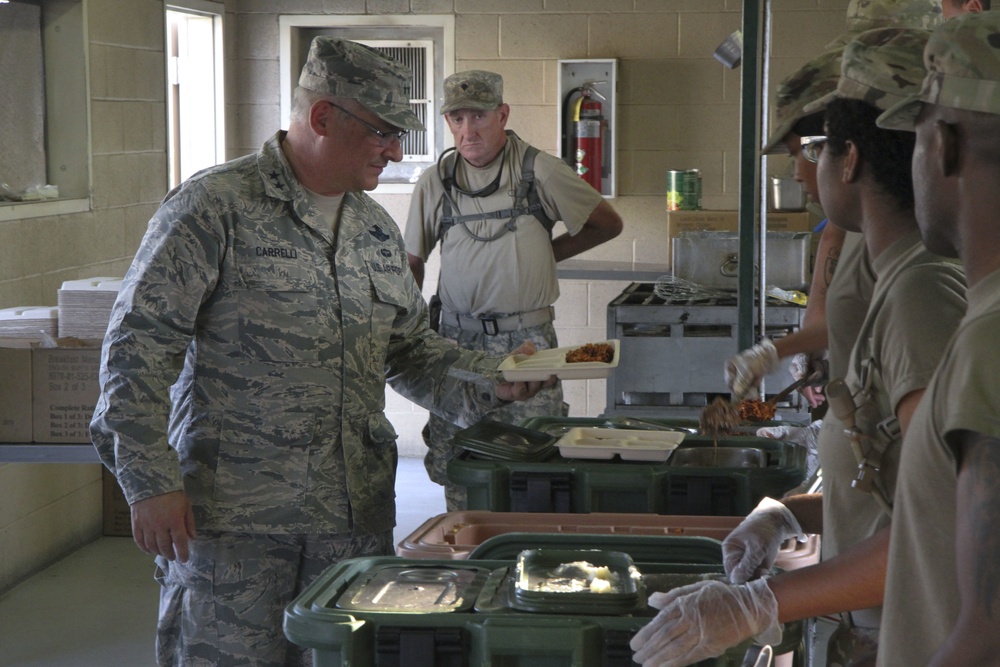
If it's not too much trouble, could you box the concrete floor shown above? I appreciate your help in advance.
[0,456,445,667]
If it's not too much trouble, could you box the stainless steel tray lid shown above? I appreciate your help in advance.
[335,564,491,613]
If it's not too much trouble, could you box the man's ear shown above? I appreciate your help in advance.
[310,100,332,137]
[843,140,861,184]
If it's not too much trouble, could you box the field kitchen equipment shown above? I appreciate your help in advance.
[284,543,805,667]
[672,231,812,291]
[445,420,807,516]
[605,282,807,420]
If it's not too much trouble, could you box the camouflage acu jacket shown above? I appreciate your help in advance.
[91,131,505,536]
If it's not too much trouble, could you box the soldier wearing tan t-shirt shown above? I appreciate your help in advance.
[405,70,622,510]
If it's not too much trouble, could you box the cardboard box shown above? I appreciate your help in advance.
[102,467,133,537]
[0,340,34,442]
[31,341,102,443]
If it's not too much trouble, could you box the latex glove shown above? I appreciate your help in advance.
[788,352,828,386]
[722,497,806,584]
[630,578,782,667]
[725,339,780,401]
[757,421,822,481]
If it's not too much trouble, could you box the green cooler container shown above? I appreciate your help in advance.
[284,546,804,666]
[447,425,807,516]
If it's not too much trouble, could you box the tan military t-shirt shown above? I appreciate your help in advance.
[878,268,1000,665]
[825,230,876,381]
[817,232,966,628]
[405,132,603,317]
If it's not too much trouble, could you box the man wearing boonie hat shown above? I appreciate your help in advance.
[91,37,553,666]
[727,47,879,498]
[874,11,1000,665]
[631,27,951,667]
[827,0,944,48]
[404,70,623,511]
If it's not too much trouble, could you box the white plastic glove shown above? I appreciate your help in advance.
[722,497,806,584]
[757,421,823,481]
[788,351,828,386]
[630,578,782,667]
[725,339,780,401]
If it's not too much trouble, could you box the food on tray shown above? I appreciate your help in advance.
[533,561,622,594]
[699,397,741,436]
[565,342,615,364]
[738,399,777,422]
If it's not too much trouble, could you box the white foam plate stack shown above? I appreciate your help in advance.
[0,306,58,340]
[57,277,123,339]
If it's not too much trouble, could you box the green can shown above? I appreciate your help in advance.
[666,169,702,211]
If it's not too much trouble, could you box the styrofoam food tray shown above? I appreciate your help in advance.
[555,427,685,461]
[499,340,620,382]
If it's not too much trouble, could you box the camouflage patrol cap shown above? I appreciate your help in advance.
[440,70,504,114]
[826,0,942,48]
[762,50,843,154]
[298,36,424,131]
[878,11,1000,129]
[804,27,931,114]
[847,0,943,31]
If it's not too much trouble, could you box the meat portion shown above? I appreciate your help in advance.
[565,342,615,364]
[738,399,777,422]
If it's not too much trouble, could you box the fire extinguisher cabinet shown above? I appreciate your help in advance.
[558,59,617,199]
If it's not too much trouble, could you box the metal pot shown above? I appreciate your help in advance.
[771,176,806,211]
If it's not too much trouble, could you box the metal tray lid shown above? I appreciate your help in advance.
[335,563,492,613]
[450,420,556,462]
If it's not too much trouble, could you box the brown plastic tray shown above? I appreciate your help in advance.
[396,510,819,571]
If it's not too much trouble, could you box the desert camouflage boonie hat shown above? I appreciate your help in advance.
[878,12,1000,130]
[826,0,942,48]
[298,36,424,131]
[440,70,504,114]
[805,27,931,113]
[762,50,843,154]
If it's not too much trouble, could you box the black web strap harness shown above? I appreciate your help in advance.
[436,132,556,244]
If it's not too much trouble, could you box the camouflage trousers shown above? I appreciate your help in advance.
[154,529,393,667]
[826,623,879,667]
[424,320,567,512]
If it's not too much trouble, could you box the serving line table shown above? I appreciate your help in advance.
[0,444,101,463]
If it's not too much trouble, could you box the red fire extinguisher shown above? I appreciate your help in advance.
[574,90,603,193]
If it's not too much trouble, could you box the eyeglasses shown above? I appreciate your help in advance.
[800,135,828,163]
[328,102,408,147]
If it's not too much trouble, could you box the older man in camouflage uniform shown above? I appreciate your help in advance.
[405,70,622,511]
[91,38,551,667]
[631,28,942,667]
[875,12,1000,664]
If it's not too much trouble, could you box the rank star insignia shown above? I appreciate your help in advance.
[268,170,285,189]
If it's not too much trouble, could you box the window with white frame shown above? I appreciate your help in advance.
[279,15,454,191]
[0,0,90,220]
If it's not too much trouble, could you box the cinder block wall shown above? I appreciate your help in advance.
[0,0,851,591]
[0,0,167,594]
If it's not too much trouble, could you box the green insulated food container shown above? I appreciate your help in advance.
[284,553,804,667]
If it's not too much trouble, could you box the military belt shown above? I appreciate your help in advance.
[440,306,554,335]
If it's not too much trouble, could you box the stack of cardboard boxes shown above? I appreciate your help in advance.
[0,277,133,536]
